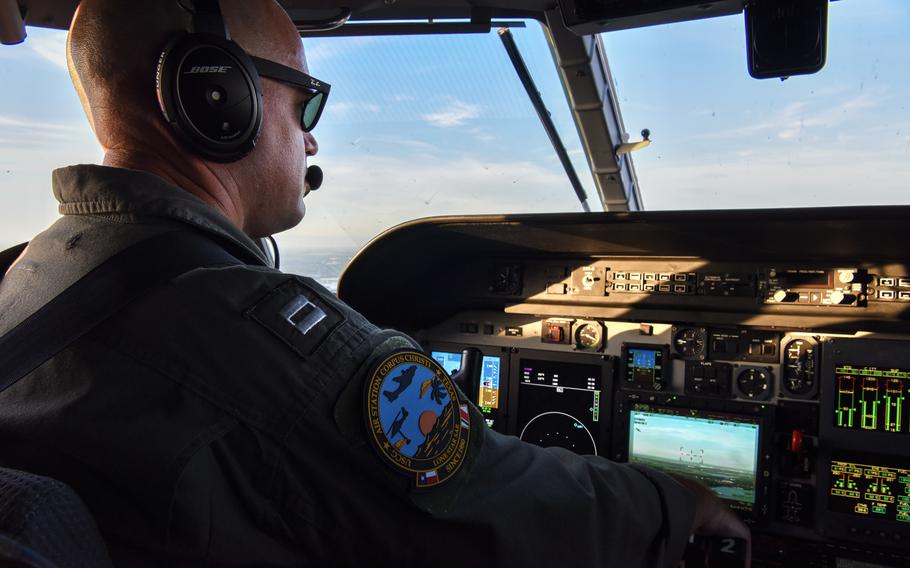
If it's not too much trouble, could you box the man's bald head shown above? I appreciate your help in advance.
[67,0,302,148]
[65,0,320,238]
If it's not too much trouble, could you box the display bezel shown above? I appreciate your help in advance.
[779,334,820,400]
[827,450,910,525]
[427,341,508,432]
[612,392,773,525]
[818,337,910,547]
[776,269,833,290]
[819,448,910,548]
[620,342,671,392]
[507,348,613,457]
[819,338,910,448]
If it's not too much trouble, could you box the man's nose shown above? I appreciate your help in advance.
[304,131,318,156]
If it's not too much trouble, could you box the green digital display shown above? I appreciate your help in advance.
[835,366,910,435]
[830,456,910,524]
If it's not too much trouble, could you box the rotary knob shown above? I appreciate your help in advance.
[838,270,856,284]
[830,291,855,305]
[773,290,799,303]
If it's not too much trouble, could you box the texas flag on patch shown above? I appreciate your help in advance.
[418,470,439,486]
[459,404,470,429]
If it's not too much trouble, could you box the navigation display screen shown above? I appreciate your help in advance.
[430,351,502,410]
[829,454,910,524]
[628,405,761,509]
[632,349,658,370]
[835,365,910,435]
[517,358,603,456]
[622,344,668,390]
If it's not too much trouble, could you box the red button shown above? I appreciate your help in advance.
[790,430,803,453]
[546,325,564,342]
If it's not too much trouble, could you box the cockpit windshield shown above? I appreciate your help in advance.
[0,22,594,288]
[277,23,597,286]
[603,0,910,211]
[1,1,908,289]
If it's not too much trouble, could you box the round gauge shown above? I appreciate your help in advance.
[490,264,522,295]
[574,322,603,351]
[519,412,598,455]
[673,327,706,359]
[782,339,817,397]
[736,367,772,399]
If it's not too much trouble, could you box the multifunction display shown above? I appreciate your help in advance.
[835,365,910,434]
[517,359,603,455]
[829,456,910,524]
[621,344,669,391]
[628,405,760,511]
[431,351,502,429]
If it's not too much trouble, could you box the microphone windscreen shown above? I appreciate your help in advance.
[305,165,323,191]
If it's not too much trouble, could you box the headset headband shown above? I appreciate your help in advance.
[191,0,229,38]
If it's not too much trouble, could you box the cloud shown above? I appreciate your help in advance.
[690,92,886,143]
[0,115,89,148]
[388,94,416,103]
[303,37,375,67]
[358,135,440,154]
[328,101,381,116]
[467,127,495,143]
[422,100,480,127]
[636,144,910,211]
[25,30,68,70]
[0,115,82,132]
[276,152,580,250]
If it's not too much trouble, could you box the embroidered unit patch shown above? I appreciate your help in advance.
[364,351,470,488]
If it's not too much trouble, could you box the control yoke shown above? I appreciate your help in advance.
[450,347,482,404]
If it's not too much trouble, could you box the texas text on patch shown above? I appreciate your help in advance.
[364,351,470,489]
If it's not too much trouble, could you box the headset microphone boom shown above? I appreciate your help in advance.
[305,164,323,192]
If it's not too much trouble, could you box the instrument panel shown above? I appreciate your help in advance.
[421,311,910,566]
[338,208,910,567]
[420,314,910,567]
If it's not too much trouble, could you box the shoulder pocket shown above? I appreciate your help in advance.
[247,278,346,359]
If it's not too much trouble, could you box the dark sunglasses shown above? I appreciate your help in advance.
[250,56,331,132]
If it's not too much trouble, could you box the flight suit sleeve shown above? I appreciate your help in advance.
[328,332,696,568]
[437,426,695,568]
[147,269,694,567]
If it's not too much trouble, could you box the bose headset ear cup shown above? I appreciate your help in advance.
[156,33,264,162]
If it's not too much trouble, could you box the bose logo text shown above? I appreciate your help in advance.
[184,65,232,74]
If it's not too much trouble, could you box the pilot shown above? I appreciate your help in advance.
[0,0,748,566]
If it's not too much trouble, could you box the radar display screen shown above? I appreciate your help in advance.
[628,405,760,510]
[834,365,910,434]
[621,344,669,390]
[829,454,910,524]
[517,358,603,456]
[431,351,502,429]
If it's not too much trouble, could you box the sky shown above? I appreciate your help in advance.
[603,0,910,211]
[1,1,908,253]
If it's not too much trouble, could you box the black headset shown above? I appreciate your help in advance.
[156,0,263,162]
